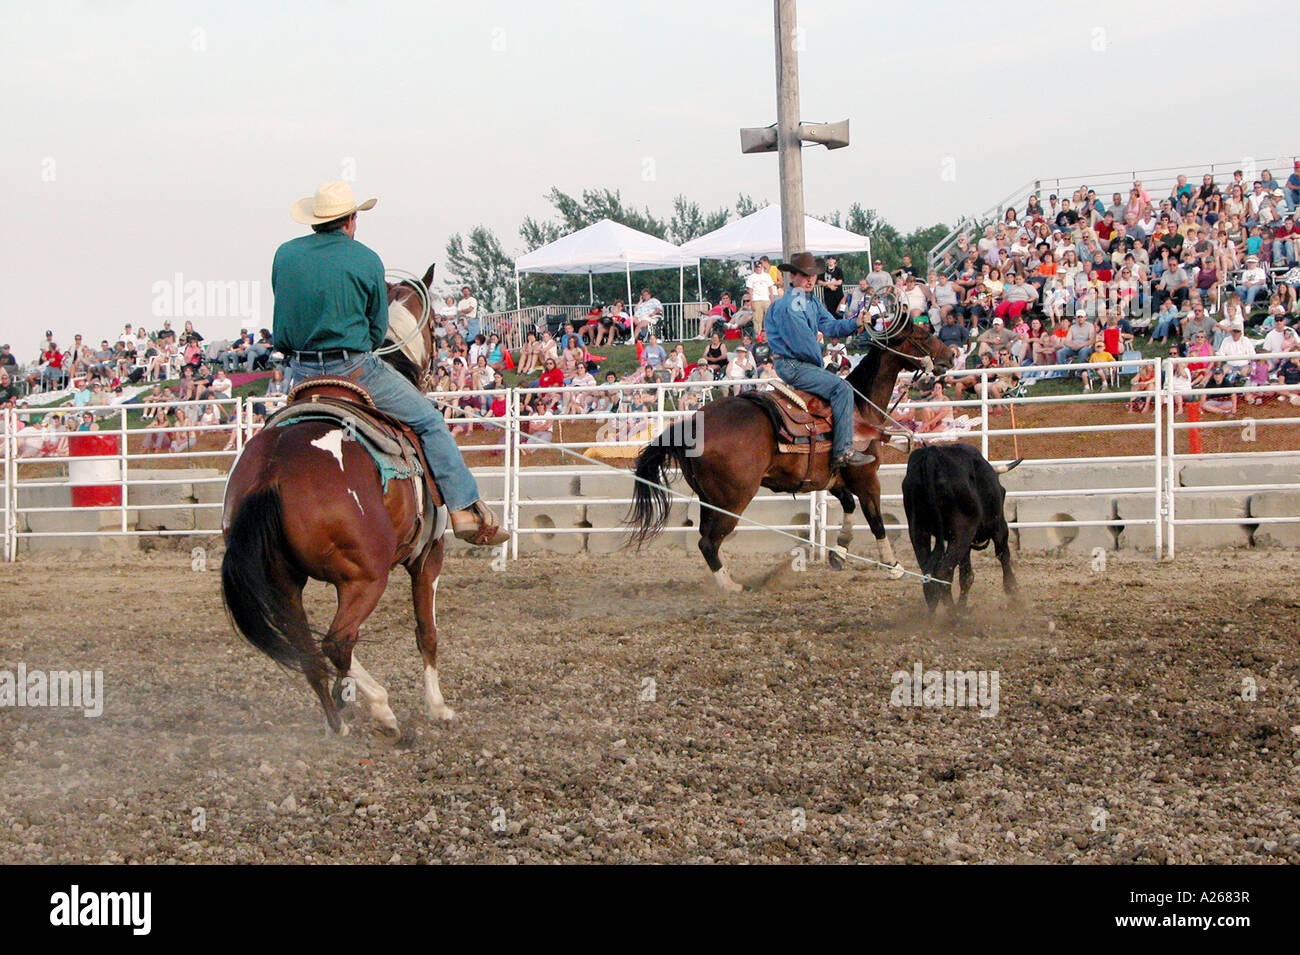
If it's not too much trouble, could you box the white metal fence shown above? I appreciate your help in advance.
[481,301,708,345]
[4,357,1298,561]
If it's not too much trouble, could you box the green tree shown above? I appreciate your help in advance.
[444,225,515,312]
[447,187,950,314]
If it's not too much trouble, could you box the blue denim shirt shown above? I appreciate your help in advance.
[764,288,860,365]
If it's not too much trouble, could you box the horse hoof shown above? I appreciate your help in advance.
[429,704,456,722]
[330,721,351,738]
[828,549,845,570]
[886,563,905,580]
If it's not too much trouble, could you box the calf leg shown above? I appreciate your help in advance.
[931,524,977,614]
[994,520,1018,597]
[914,532,942,613]
[958,555,975,608]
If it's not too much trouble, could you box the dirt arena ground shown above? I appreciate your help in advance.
[1,546,1297,864]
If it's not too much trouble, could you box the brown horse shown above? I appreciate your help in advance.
[628,320,951,590]
[220,265,452,737]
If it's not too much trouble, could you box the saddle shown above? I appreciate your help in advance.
[269,376,444,561]
[763,380,834,454]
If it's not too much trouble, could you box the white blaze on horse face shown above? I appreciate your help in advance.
[310,429,345,470]
[348,489,364,515]
[348,655,398,732]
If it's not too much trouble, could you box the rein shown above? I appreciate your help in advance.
[846,334,934,445]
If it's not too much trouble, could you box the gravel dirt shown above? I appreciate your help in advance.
[1,547,1298,864]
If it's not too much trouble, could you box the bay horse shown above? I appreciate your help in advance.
[627,319,951,591]
[221,264,452,737]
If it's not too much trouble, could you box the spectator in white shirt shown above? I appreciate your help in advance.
[1261,317,1300,371]
[1216,325,1257,378]
[1234,256,1269,307]
[456,286,479,335]
[632,288,663,340]
[744,262,775,339]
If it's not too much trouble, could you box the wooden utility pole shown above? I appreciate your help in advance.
[740,1,849,262]
[773,0,805,259]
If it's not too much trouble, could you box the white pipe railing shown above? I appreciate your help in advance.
[3,356,1299,560]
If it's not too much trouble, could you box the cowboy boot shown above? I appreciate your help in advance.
[833,449,875,469]
[452,500,509,546]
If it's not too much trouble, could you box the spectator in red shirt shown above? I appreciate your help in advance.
[538,357,564,390]
[1095,212,1117,246]
[696,293,737,339]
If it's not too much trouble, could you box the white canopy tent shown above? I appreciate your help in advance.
[513,219,701,308]
[678,205,872,262]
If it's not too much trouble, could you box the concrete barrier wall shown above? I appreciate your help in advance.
[10,454,1299,555]
[500,454,1298,556]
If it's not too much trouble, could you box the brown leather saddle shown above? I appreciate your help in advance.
[285,377,424,462]
[763,380,834,454]
[275,376,443,560]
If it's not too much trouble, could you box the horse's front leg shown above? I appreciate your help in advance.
[410,537,455,722]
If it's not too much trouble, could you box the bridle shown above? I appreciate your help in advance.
[849,309,950,449]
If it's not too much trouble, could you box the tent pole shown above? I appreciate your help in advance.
[514,267,520,310]
[697,264,702,303]
[625,262,632,313]
[588,271,594,305]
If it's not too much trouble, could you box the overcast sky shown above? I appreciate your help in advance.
[3,0,1293,353]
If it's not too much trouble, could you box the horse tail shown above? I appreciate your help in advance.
[626,422,693,545]
[221,486,314,673]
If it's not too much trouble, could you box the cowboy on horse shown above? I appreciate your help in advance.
[766,251,875,471]
[272,181,506,546]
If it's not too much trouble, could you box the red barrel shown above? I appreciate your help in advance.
[69,433,123,507]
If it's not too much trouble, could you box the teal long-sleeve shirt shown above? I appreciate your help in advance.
[271,231,387,353]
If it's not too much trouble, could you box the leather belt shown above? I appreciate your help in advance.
[291,349,358,362]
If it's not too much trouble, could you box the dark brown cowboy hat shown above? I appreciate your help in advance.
[777,252,823,277]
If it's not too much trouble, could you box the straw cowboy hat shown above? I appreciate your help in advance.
[290,181,377,225]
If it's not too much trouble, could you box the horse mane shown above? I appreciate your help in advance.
[383,278,434,389]
[846,336,883,405]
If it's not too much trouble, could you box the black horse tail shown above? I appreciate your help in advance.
[221,486,313,673]
[626,423,694,545]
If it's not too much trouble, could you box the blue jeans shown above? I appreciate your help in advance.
[1236,284,1266,307]
[1151,314,1180,340]
[245,343,271,371]
[287,351,480,512]
[774,357,855,458]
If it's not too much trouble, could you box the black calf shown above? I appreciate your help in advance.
[902,443,1020,613]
